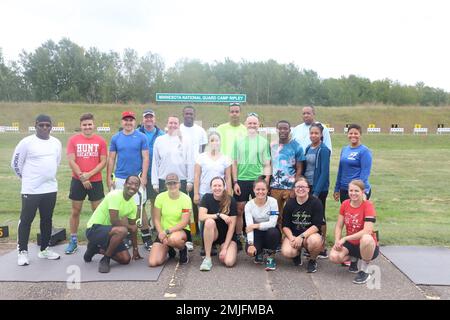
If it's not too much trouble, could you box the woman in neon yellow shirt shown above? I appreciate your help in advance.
[148,173,192,267]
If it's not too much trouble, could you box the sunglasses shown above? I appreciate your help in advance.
[247,112,259,118]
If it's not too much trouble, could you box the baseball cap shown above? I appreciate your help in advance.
[165,173,180,184]
[143,109,155,117]
[35,114,52,124]
[121,111,136,120]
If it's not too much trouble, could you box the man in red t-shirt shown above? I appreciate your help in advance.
[329,180,379,285]
[65,113,107,254]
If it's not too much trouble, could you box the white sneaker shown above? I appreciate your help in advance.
[38,247,61,260]
[186,241,194,252]
[18,250,30,266]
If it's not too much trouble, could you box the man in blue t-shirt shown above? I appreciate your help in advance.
[106,111,150,249]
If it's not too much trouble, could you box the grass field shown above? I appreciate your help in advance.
[1,103,450,247]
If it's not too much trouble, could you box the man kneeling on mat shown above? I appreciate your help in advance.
[84,175,143,273]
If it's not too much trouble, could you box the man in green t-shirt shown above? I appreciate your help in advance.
[84,175,142,273]
[216,103,247,158]
[232,114,271,249]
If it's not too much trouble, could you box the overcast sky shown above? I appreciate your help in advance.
[1,0,449,90]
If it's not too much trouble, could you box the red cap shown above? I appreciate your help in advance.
[121,111,136,120]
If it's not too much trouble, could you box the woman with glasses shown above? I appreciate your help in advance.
[148,173,192,267]
[244,178,280,271]
[198,177,238,271]
[281,177,325,273]
[302,122,331,258]
[334,124,372,203]
[329,179,379,284]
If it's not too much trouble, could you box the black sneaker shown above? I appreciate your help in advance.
[349,260,359,273]
[318,249,328,259]
[144,238,153,251]
[168,247,176,259]
[236,240,243,251]
[254,254,264,264]
[303,249,310,257]
[307,259,318,273]
[83,242,99,262]
[179,246,189,264]
[353,271,371,284]
[98,256,111,273]
[293,254,302,266]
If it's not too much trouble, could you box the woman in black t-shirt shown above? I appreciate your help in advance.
[198,176,238,271]
[281,177,325,273]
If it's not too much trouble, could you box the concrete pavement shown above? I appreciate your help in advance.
[0,242,444,300]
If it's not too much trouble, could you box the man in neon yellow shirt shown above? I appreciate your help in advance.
[84,175,142,273]
[216,103,247,158]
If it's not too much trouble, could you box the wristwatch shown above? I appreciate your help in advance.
[165,229,171,235]
[216,212,221,219]
[300,233,306,239]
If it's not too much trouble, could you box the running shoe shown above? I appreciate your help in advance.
[18,250,29,266]
[353,271,371,284]
[38,247,60,260]
[307,259,318,273]
[265,257,277,271]
[65,240,78,255]
[200,257,213,271]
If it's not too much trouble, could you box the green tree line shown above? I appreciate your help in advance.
[1,38,449,106]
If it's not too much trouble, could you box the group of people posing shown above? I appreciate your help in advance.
[11,103,378,285]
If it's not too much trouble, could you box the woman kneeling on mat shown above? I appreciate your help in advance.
[329,179,379,284]
[245,177,280,271]
[149,173,192,267]
[198,176,238,271]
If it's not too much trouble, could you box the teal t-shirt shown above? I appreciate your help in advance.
[87,190,137,228]
[232,135,271,181]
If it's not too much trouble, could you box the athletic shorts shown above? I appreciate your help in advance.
[343,241,379,260]
[233,180,255,202]
[146,177,158,203]
[214,229,239,246]
[114,177,147,206]
[154,229,191,244]
[85,224,128,254]
[69,178,104,202]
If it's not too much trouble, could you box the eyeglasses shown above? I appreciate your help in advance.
[294,185,309,190]
[37,123,51,128]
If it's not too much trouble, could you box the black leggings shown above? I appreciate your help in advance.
[18,192,57,251]
[248,228,281,254]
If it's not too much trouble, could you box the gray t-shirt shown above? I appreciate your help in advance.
[305,146,319,186]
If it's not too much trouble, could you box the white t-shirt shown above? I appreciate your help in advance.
[244,196,279,243]
[151,134,195,186]
[195,153,232,195]
[11,135,62,194]
[180,123,208,158]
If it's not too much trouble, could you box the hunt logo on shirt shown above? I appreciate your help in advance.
[76,144,100,158]
[347,152,359,161]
